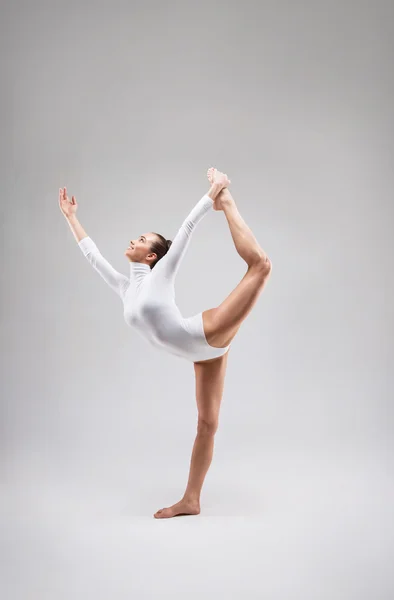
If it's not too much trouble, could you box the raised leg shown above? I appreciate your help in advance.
[153,350,229,518]
[203,188,272,348]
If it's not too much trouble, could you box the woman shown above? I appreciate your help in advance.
[59,167,272,518]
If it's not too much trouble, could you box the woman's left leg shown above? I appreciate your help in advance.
[153,350,229,519]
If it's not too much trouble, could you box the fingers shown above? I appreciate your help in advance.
[59,187,69,200]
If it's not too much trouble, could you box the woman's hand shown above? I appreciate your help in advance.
[59,187,78,219]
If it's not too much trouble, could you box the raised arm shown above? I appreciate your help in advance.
[155,182,225,281]
[59,187,129,300]
[77,236,129,299]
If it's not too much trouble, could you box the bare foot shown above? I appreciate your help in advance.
[213,189,233,211]
[153,498,201,519]
[206,166,231,187]
[207,166,216,185]
[206,167,233,211]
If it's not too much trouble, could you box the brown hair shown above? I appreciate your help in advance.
[150,233,173,269]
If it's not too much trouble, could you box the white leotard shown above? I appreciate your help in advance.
[78,193,230,363]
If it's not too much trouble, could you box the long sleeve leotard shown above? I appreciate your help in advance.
[77,193,230,363]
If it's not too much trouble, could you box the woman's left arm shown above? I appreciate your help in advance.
[155,183,223,280]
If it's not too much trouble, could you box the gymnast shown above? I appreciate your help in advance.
[59,167,272,518]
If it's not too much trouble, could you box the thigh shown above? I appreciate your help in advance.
[193,350,230,427]
[203,262,271,348]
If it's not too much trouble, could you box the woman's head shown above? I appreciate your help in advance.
[125,232,172,269]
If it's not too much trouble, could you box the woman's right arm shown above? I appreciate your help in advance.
[66,213,89,243]
[59,187,87,242]
[59,187,129,299]
[66,214,88,243]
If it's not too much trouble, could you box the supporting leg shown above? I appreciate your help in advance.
[153,351,229,518]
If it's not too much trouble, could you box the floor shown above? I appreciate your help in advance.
[1,454,393,599]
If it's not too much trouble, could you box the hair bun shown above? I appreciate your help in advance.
[166,239,172,249]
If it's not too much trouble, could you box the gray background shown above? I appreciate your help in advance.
[1,0,393,598]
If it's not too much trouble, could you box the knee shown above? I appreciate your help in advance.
[197,417,219,436]
[255,254,272,275]
[264,257,272,274]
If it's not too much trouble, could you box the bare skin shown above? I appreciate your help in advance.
[153,169,272,519]
[58,173,271,520]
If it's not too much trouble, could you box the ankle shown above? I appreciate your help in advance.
[182,493,200,505]
[222,193,237,211]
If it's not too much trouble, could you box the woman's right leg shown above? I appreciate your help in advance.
[202,188,272,349]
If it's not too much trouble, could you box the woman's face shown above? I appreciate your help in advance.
[125,232,157,264]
